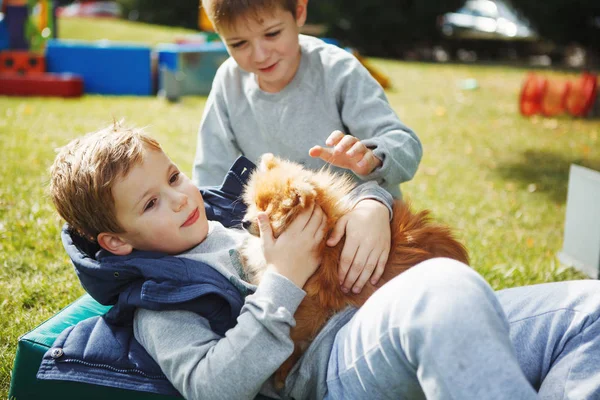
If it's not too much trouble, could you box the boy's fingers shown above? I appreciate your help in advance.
[334,135,358,154]
[343,245,369,291]
[257,213,273,246]
[346,141,367,158]
[293,203,316,231]
[317,212,328,241]
[327,215,347,246]
[370,252,388,285]
[338,244,357,288]
[341,257,362,292]
[352,251,379,293]
[326,130,345,146]
[308,146,323,158]
[309,145,334,160]
[356,151,377,174]
[307,205,326,235]
[311,147,350,170]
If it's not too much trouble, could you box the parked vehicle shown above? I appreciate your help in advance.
[433,0,550,62]
[438,0,538,42]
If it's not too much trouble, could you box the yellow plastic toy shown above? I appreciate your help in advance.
[26,0,54,51]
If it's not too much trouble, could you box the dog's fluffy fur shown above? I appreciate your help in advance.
[239,154,469,387]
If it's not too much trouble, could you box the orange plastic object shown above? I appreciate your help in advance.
[519,73,547,116]
[0,51,45,75]
[565,73,598,117]
[540,79,571,116]
[198,3,215,32]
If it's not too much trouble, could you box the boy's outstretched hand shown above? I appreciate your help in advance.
[327,199,391,294]
[309,130,382,176]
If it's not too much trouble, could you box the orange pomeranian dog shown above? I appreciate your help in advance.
[239,154,469,387]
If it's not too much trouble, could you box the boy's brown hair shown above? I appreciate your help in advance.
[49,122,161,240]
[202,0,298,31]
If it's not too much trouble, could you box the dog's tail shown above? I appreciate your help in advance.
[389,200,469,269]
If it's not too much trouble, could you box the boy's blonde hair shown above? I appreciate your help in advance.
[49,123,161,240]
[202,0,298,31]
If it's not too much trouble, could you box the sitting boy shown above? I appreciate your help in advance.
[45,122,391,398]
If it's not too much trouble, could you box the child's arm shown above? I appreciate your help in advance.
[326,181,393,294]
[309,130,381,176]
[134,205,326,399]
[258,203,327,288]
[311,52,423,196]
[192,64,242,188]
[134,273,302,399]
[329,199,390,294]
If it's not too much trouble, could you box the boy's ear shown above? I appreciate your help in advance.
[296,0,308,27]
[97,232,134,256]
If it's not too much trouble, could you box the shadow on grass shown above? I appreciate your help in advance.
[496,150,600,204]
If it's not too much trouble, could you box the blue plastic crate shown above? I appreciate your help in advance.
[46,39,152,95]
[156,41,229,96]
[0,14,9,51]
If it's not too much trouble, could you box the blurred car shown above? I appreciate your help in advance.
[56,1,122,18]
[438,0,538,41]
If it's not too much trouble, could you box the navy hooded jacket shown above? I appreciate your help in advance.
[36,156,257,397]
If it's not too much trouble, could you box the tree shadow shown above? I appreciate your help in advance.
[495,150,600,204]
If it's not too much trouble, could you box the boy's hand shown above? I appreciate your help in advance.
[309,130,382,176]
[258,204,327,288]
[327,199,390,294]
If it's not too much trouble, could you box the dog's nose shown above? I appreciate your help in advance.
[242,219,252,230]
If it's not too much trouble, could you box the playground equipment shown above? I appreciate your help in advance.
[26,0,54,51]
[0,72,83,96]
[519,72,599,117]
[0,0,85,97]
[0,49,44,73]
[1,0,53,50]
[157,40,229,99]
[46,39,152,95]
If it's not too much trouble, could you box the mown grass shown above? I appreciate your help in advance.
[1,17,599,397]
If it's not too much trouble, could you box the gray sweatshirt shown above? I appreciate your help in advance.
[193,35,422,198]
[133,183,391,400]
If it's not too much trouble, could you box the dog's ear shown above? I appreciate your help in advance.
[259,153,278,171]
[288,178,316,208]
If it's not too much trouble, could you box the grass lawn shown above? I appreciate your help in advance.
[1,17,600,397]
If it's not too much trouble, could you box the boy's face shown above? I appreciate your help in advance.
[218,4,307,93]
[110,148,209,254]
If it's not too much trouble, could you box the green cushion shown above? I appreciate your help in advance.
[8,294,273,400]
[9,294,180,400]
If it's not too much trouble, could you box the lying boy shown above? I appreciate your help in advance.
[46,122,392,398]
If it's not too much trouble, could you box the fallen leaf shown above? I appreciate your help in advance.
[582,145,590,157]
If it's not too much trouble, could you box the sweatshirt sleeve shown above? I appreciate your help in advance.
[331,51,423,190]
[345,180,394,220]
[192,64,242,188]
[134,271,305,400]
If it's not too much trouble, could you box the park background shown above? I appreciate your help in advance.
[1,0,600,397]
